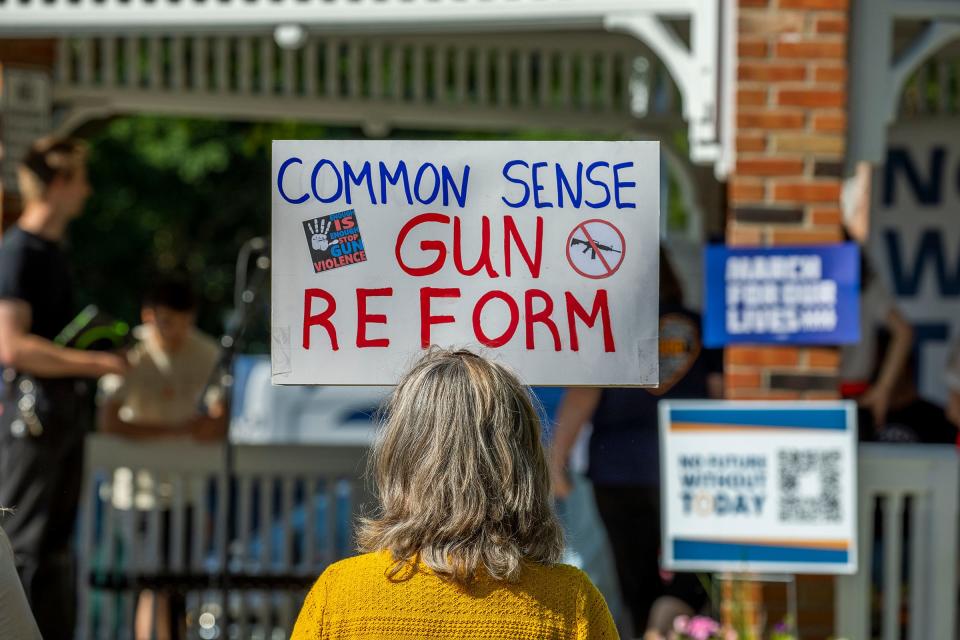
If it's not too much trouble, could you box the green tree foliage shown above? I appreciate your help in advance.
[70,116,352,343]
[71,116,683,349]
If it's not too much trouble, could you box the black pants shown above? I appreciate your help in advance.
[593,485,662,633]
[592,485,706,635]
[0,428,84,640]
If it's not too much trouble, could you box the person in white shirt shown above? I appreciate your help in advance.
[99,277,225,441]
[97,277,226,640]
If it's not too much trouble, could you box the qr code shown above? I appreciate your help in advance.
[778,449,841,523]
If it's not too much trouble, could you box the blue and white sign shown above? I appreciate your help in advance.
[659,400,858,575]
[703,244,860,346]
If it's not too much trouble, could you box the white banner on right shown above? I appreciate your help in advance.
[870,120,960,404]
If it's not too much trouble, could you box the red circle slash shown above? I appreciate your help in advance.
[565,219,626,279]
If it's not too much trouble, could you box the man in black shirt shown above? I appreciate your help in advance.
[0,137,127,639]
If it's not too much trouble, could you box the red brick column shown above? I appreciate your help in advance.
[727,0,849,403]
[723,2,850,638]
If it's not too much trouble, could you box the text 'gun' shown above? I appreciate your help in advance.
[570,237,622,261]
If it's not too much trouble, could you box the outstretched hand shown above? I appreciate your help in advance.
[858,385,890,430]
[308,219,341,252]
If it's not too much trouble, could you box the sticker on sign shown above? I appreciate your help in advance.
[271,141,661,386]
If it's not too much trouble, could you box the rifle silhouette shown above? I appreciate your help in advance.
[571,237,621,261]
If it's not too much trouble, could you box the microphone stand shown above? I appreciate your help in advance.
[204,236,270,637]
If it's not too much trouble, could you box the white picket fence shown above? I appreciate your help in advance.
[835,443,959,640]
[77,434,370,640]
[78,437,960,640]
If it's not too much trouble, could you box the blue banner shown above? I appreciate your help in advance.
[703,243,860,346]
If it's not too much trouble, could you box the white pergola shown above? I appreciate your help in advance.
[848,0,960,167]
[0,0,737,229]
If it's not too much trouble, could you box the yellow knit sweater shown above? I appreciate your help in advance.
[290,551,618,639]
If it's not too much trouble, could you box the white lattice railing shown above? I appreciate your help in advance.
[78,435,370,640]
[0,0,725,163]
[51,32,685,136]
[835,444,959,640]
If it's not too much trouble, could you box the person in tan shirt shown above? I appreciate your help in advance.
[97,277,226,640]
[99,277,226,441]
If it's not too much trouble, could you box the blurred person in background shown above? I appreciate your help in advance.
[838,246,913,436]
[946,341,960,431]
[291,349,617,639]
[0,137,127,639]
[98,277,225,442]
[549,248,722,638]
[865,333,955,444]
[97,276,226,640]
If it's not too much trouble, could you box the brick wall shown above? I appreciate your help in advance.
[727,0,848,403]
[726,2,850,638]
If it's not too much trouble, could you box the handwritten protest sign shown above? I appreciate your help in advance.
[271,141,660,385]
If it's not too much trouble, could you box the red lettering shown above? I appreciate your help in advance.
[472,290,520,348]
[420,287,461,348]
[565,290,614,352]
[525,289,561,351]
[395,213,449,276]
[341,216,355,229]
[504,215,543,277]
[356,288,393,348]
[303,288,338,350]
[453,216,499,277]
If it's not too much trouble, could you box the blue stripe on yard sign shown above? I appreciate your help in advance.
[673,539,849,565]
[668,408,847,430]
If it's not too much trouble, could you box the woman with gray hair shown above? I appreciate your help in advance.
[292,348,616,639]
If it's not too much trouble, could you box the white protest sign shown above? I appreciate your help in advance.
[271,140,660,385]
[660,400,857,575]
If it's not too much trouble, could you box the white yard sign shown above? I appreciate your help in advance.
[660,400,857,575]
[271,140,660,386]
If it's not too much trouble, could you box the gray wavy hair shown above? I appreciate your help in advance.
[357,348,564,584]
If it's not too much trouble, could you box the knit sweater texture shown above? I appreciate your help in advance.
[290,551,618,639]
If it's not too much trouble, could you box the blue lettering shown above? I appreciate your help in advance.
[556,162,583,208]
[884,229,960,296]
[883,147,945,206]
[585,161,611,209]
[531,161,553,209]
[612,161,637,209]
[379,160,413,205]
[501,160,530,208]
[344,161,377,205]
[441,165,470,208]
[414,163,440,204]
[311,159,343,204]
[277,157,309,204]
